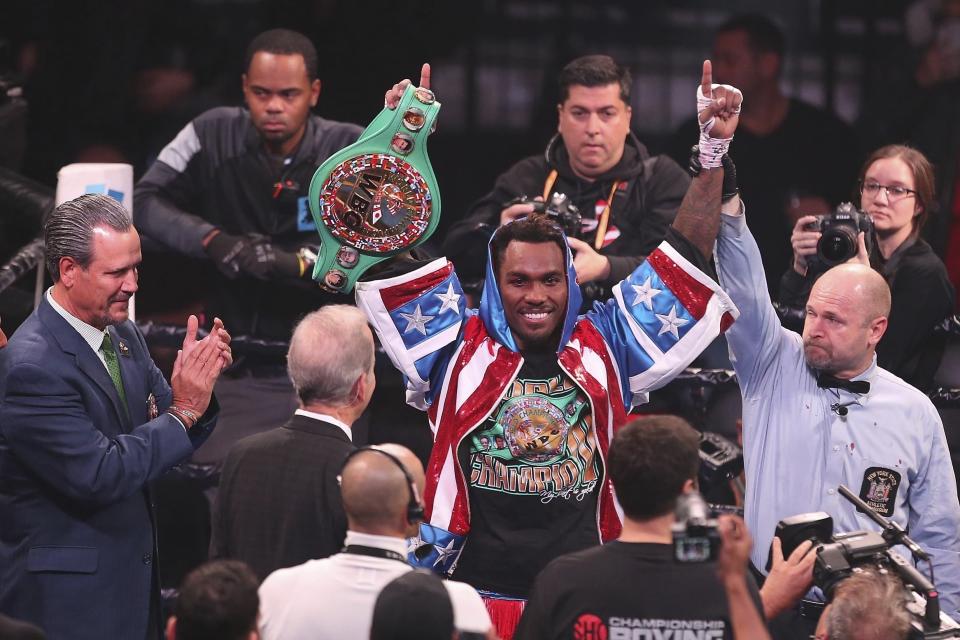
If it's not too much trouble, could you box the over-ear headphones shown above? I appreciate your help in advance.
[340,446,425,525]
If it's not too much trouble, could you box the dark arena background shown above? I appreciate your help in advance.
[2,0,960,621]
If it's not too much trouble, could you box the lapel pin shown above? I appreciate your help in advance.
[117,340,130,356]
[146,393,159,420]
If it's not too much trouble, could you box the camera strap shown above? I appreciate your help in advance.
[541,169,621,250]
[540,169,558,201]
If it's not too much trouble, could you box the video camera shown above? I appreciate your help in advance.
[671,433,746,564]
[504,192,582,238]
[775,485,960,639]
[806,202,876,269]
[671,491,721,563]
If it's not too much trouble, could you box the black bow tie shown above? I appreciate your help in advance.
[817,374,870,394]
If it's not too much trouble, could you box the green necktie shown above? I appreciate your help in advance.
[100,332,128,412]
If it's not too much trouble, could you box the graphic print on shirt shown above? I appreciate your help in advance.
[468,373,599,504]
[572,612,726,640]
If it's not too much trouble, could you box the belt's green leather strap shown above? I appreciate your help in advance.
[308,84,441,292]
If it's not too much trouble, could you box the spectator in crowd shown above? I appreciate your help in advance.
[165,559,260,640]
[257,444,492,640]
[780,144,954,389]
[370,571,456,640]
[514,415,811,640]
[669,13,861,296]
[368,61,740,639]
[210,305,375,579]
[441,54,691,304]
[902,0,960,294]
[813,569,912,640]
[0,194,230,638]
[714,170,960,639]
[134,28,363,463]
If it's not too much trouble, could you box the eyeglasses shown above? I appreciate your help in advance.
[860,180,917,202]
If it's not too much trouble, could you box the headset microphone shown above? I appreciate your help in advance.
[340,446,425,524]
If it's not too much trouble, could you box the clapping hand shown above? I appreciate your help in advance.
[169,315,232,427]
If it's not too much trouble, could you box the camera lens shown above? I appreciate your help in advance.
[817,227,858,267]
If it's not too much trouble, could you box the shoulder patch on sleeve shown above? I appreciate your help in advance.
[156,122,200,173]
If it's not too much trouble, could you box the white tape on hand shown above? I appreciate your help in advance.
[696,83,742,169]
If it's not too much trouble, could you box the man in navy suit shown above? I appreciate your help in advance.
[0,194,232,639]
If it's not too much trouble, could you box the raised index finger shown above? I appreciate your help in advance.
[419,63,431,90]
[701,59,713,97]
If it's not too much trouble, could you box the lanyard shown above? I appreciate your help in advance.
[342,544,408,564]
[542,169,621,250]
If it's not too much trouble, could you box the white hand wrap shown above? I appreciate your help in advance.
[696,83,742,169]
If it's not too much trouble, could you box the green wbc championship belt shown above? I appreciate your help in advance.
[308,85,441,292]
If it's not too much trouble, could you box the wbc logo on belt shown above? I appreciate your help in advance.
[319,154,432,254]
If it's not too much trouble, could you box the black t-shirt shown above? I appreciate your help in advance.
[515,541,763,640]
[452,352,602,597]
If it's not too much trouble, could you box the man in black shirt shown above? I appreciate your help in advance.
[668,14,861,296]
[443,55,691,303]
[516,415,802,640]
[134,29,362,462]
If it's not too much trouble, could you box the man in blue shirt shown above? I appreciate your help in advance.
[714,190,960,630]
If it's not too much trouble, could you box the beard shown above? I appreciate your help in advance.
[803,341,834,372]
[98,296,130,328]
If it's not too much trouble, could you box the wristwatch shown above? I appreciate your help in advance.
[307,84,441,292]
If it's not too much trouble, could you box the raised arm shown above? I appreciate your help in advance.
[672,60,742,260]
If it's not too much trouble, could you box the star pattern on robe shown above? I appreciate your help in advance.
[406,532,424,557]
[631,276,662,310]
[655,304,689,339]
[399,304,434,335]
[435,283,461,315]
[433,539,459,568]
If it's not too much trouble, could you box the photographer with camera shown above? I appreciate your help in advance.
[778,145,954,389]
[442,55,691,302]
[515,415,814,640]
[714,163,960,639]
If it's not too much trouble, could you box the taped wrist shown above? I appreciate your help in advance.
[696,84,739,169]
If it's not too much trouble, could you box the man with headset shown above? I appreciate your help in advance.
[257,444,494,640]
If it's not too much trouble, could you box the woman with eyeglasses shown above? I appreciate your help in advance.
[779,144,955,388]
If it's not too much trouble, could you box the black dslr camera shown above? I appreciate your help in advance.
[775,486,960,638]
[672,491,721,563]
[505,192,582,238]
[806,202,875,269]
